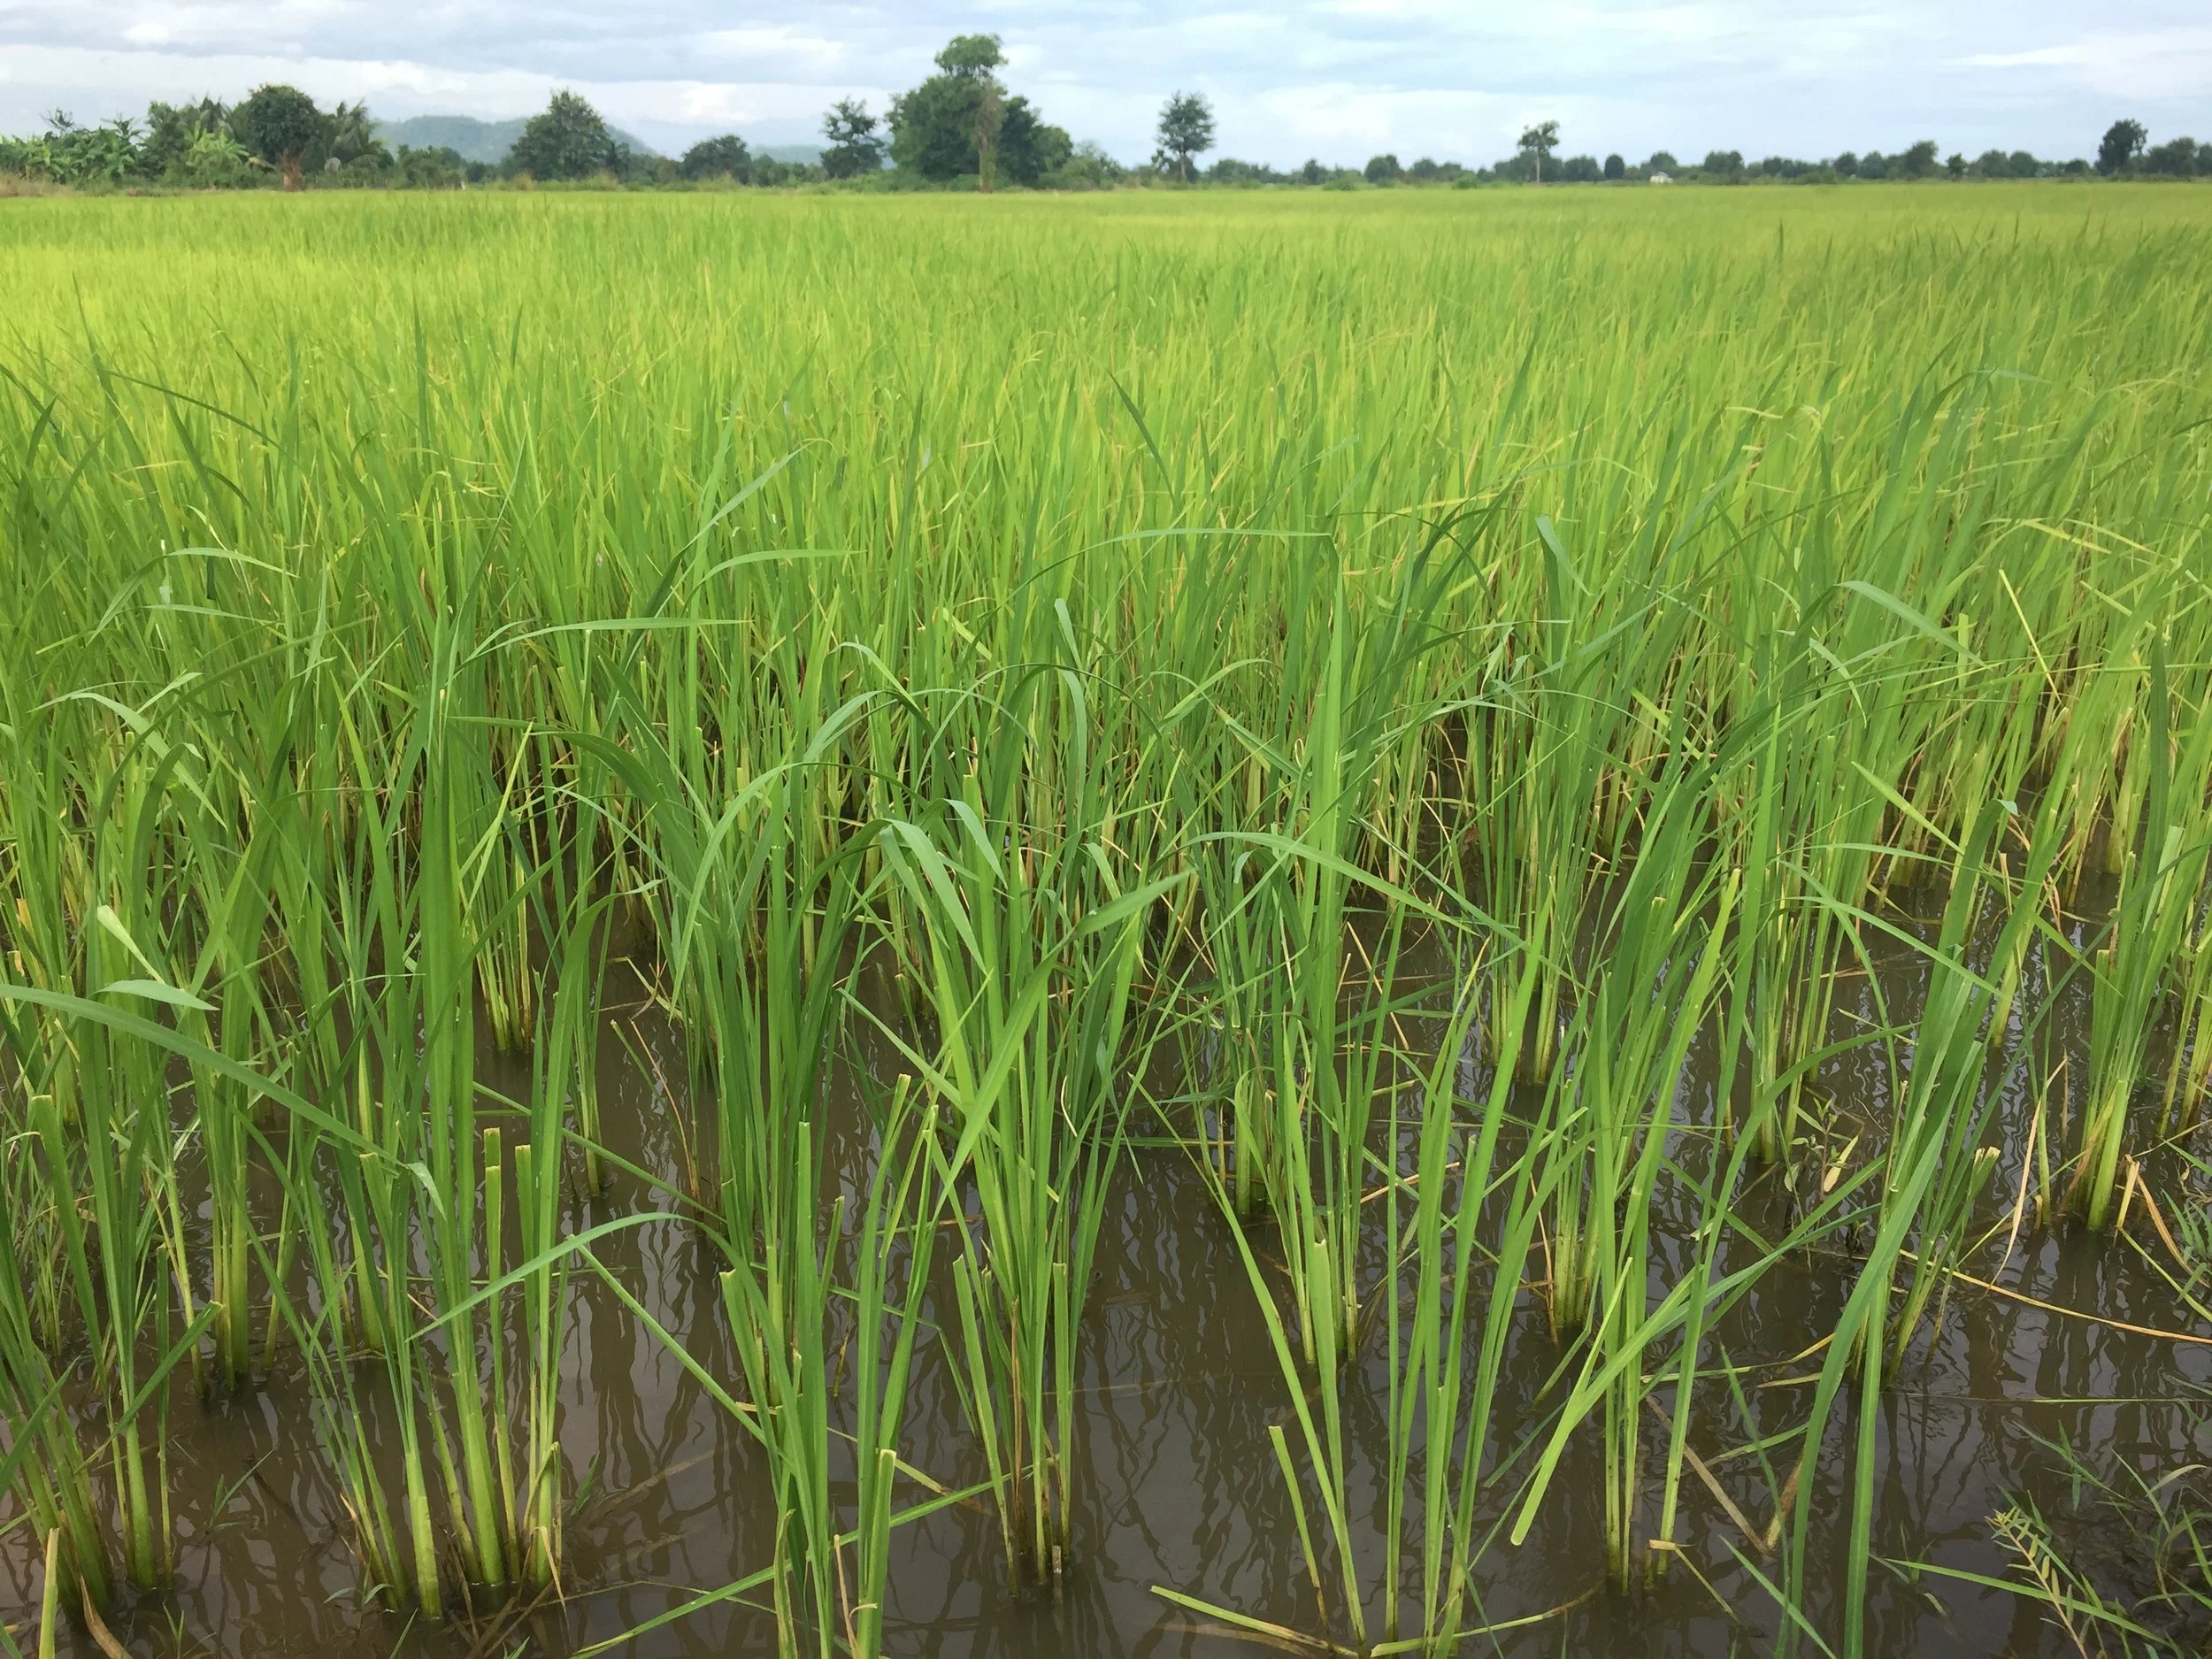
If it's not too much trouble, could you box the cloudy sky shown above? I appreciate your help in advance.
[3,2,2208,165]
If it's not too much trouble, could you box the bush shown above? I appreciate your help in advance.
[680,135,751,182]
[393,144,465,189]
[1042,141,1124,191]
[174,129,255,188]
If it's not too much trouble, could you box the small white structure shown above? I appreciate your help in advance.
[1649,171,1673,185]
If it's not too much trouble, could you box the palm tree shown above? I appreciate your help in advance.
[326,102,377,164]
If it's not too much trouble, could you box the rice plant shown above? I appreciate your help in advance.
[0,183,2207,1657]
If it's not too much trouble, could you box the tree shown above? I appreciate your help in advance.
[1701,149,1744,179]
[1518,120,1560,182]
[1364,153,1402,184]
[326,101,379,165]
[2097,119,2147,175]
[1898,138,1939,179]
[940,33,1006,189]
[1156,91,1214,182]
[889,78,979,180]
[998,98,1071,185]
[680,135,751,181]
[141,99,229,179]
[507,90,620,181]
[232,84,325,189]
[2143,134,2201,176]
[1603,152,1624,180]
[889,34,1012,185]
[972,80,1005,190]
[1646,150,1678,173]
[1832,150,1858,177]
[1947,151,1969,178]
[821,98,884,179]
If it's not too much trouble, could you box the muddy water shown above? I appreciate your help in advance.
[6,931,2210,1658]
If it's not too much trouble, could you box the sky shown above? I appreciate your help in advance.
[2,2,2208,166]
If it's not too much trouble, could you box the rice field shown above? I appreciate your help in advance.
[1,180,2211,1658]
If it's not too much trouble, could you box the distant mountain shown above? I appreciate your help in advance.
[375,114,660,165]
[756,145,823,165]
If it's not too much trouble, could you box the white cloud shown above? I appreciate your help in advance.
[1963,27,2212,102]
[692,26,853,77]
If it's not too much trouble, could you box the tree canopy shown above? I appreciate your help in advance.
[889,74,991,180]
[935,35,1006,78]
[2098,119,2147,174]
[232,85,325,189]
[1518,121,1561,182]
[679,135,750,182]
[1156,92,1215,182]
[999,98,1071,185]
[507,91,621,181]
[888,35,1069,188]
[821,99,884,179]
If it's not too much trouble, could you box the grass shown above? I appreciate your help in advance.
[0,181,2208,1655]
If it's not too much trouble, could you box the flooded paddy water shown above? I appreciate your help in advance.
[8,904,2209,1659]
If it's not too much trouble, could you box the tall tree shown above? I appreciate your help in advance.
[1898,138,1939,178]
[820,98,885,179]
[1155,91,1215,183]
[232,84,325,189]
[1518,120,1560,183]
[326,101,379,165]
[947,33,1006,190]
[507,90,620,181]
[889,35,1020,186]
[2097,119,2147,174]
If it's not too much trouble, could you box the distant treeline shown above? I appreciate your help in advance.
[1288,124,2211,188]
[4,68,2207,195]
[0,91,832,192]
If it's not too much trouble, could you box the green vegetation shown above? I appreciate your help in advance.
[8,54,2208,196]
[0,183,2209,1657]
